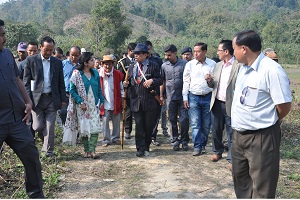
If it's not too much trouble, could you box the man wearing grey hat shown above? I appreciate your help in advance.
[181,47,193,62]
[15,42,28,66]
[123,43,162,157]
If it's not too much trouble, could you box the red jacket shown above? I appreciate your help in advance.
[100,69,124,114]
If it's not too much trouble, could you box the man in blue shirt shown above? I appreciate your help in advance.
[60,46,81,125]
[0,18,44,198]
[231,30,292,198]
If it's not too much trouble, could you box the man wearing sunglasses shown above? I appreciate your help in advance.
[231,30,292,198]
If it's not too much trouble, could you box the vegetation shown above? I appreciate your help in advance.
[1,0,299,63]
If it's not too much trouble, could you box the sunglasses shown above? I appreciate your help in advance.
[240,86,250,105]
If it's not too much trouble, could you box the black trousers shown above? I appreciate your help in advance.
[211,99,233,161]
[232,121,281,198]
[124,98,133,134]
[133,108,157,152]
[0,120,44,198]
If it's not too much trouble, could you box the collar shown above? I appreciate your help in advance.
[224,57,235,67]
[41,54,51,61]
[248,52,264,72]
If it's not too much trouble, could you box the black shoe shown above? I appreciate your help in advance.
[173,141,180,151]
[136,151,145,157]
[170,138,177,145]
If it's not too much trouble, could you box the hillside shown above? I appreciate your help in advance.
[0,0,300,63]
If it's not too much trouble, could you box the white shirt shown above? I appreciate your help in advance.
[182,58,216,101]
[103,70,125,110]
[41,55,51,93]
[216,57,234,101]
[231,53,292,131]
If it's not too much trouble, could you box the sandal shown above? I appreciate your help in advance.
[83,152,91,158]
[91,152,100,159]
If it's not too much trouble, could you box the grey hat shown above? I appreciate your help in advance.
[133,43,149,53]
[181,47,192,55]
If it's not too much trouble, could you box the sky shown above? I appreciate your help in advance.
[0,0,9,4]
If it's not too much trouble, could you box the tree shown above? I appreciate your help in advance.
[5,22,40,50]
[87,0,131,55]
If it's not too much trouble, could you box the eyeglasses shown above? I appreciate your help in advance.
[217,49,226,52]
[240,86,250,105]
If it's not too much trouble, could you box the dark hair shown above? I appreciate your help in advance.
[211,57,221,63]
[27,41,38,48]
[40,36,55,46]
[0,19,4,26]
[128,43,137,51]
[144,40,153,47]
[164,44,177,53]
[234,30,262,52]
[70,46,81,53]
[220,39,234,55]
[66,51,70,57]
[54,47,63,55]
[77,52,94,71]
[194,42,207,51]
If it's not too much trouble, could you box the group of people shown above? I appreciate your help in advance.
[0,15,293,199]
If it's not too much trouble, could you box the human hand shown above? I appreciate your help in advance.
[22,103,32,125]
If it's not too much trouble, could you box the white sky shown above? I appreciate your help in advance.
[0,0,9,4]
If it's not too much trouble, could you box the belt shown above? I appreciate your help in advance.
[195,92,212,97]
[216,98,225,103]
[41,92,52,96]
[236,122,277,135]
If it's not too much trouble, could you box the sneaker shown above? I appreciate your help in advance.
[102,143,109,147]
[192,150,201,156]
[125,133,131,139]
[170,138,177,145]
[151,140,160,146]
[144,151,150,156]
[173,141,180,151]
[201,147,207,154]
[182,144,188,151]
[162,131,170,137]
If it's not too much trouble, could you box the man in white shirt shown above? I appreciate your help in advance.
[231,30,292,198]
[99,55,124,146]
[182,42,216,156]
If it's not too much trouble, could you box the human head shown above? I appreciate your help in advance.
[17,42,28,61]
[232,30,262,65]
[134,43,149,64]
[0,19,6,51]
[69,46,81,64]
[94,58,100,69]
[164,44,178,64]
[181,47,193,61]
[101,55,116,73]
[144,40,153,54]
[53,47,64,60]
[217,39,234,61]
[40,36,55,59]
[26,41,39,56]
[77,52,94,71]
[263,48,278,62]
[127,42,137,58]
[193,42,207,63]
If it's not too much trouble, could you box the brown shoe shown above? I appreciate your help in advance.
[210,154,222,162]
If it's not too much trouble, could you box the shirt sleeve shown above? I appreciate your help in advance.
[182,62,191,101]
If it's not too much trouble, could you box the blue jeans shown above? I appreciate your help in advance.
[188,92,212,151]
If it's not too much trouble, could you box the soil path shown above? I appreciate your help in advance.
[56,125,236,199]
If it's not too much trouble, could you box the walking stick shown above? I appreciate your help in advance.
[121,71,129,150]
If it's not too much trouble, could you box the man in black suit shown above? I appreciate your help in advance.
[123,43,162,157]
[117,42,136,139]
[23,36,66,157]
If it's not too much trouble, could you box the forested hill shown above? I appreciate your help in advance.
[0,0,299,64]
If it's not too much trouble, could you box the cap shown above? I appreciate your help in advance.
[17,42,27,51]
[181,47,192,55]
